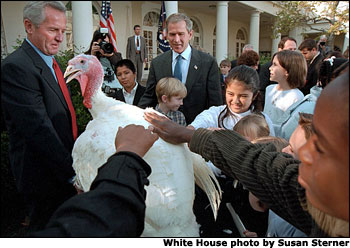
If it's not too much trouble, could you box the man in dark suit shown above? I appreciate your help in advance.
[138,13,222,124]
[298,38,324,95]
[112,59,145,106]
[126,25,148,83]
[1,1,76,231]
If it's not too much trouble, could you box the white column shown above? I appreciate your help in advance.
[215,1,229,63]
[249,10,260,53]
[165,1,178,17]
[271,32,281,55]
[72,1,93,54]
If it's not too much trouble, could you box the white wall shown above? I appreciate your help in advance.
[1,1,28,54]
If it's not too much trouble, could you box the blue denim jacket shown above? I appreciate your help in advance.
[274,86,322,140]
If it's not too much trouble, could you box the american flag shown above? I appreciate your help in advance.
[100,1,117,52]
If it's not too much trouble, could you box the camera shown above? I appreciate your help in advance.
[320,41,326,46]
[98,41,114,54]
[104,67,114,82]
[102,68,116,96]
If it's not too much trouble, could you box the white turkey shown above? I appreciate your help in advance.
[64,54,221,237]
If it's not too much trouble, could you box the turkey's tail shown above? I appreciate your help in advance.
[191,152,222,219]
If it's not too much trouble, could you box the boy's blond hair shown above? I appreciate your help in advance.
[233,113,270,141]
[156,77,187,103]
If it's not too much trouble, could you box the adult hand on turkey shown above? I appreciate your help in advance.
[115,124,158,157]
[144,112,195,145]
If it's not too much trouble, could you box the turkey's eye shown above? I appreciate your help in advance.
[80,60,84,64]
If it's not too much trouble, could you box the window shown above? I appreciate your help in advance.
[143,11,159,27]
[236,29,246,58]
[143,11,160,67]
[190,18,201,49]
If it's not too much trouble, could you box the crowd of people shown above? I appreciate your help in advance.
[1,1,349,238]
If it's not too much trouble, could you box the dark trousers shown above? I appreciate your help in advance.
[24,183,76,232]
[135,53,143,83]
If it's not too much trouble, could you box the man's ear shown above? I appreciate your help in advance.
[161,95,168,103]
[24,19,35,34]
[188,30,193,40]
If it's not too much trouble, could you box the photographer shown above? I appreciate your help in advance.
[85,28,123,95]
[317,35,331,57]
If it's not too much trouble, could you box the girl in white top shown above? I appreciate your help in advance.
[189,65,275,136]
[263,50,307,135]
[189,65,275,178]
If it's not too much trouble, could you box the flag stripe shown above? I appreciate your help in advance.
[100,1,117,53]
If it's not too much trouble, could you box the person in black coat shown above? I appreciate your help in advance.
[111,59,145,106]
[32,124,158,237]
[1,1,77,231]
[298,39,324,95]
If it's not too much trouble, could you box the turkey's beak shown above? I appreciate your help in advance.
[64,65,81,83]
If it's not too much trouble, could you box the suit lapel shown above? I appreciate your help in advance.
[133,85,144,105]
[185,48,201,94]
[165,51,173,76]
[158,51,172,77]
[22,40,69,111]
[116,89,126,102]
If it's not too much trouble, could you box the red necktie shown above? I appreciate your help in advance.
[137,36,140,47]
[52,58,78,140]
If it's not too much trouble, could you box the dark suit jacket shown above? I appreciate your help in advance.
[230,59,237,70]
[300,53,324,95]
[138,47,222,123]
[32,152,151,237]
[111,84,146,106]
[1,40,76,198]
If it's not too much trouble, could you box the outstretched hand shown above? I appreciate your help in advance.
[144,111,194,145]
[115,124,159,157]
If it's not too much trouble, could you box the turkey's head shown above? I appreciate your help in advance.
[64,54,104,109]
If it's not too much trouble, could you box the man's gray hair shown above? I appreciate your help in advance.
[243,44,254,52]
[320,34,327,40]
[166,13,193,33]
[23,1,66,27]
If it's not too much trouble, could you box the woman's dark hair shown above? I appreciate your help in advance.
[85,28,112,59]
[271,50,307,89]
[115,59,136,74]
[218,65,262,128]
